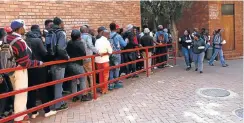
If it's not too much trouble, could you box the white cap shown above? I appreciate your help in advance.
[144,28,150,34]
[126,24,133,31]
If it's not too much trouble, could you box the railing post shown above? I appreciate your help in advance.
[145,48,149,77]
[91,56,97,99]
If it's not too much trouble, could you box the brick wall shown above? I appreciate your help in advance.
[0,0,141,37]
[176,1,209,37]
[208,1,243,58]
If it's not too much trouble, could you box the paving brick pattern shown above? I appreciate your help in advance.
[32,59,243,123]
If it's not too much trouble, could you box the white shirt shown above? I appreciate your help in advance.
[95,36,113,63]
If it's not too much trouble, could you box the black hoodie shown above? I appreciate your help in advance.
[26,30,47,61]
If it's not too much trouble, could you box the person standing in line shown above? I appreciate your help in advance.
[140,28,154,74]
[95,30,112,94]
[108,23,127,90]
[66,30,88,102]
[80,25,98,101]
[25,25,57,119]
[155,34,166,68]
[192,33,206,73]
[123,24,139,78]
[208,29,228,67]
[48,17,70,112]
[179,30,193,71]
[43,19,53,38]
[3,19,43,123]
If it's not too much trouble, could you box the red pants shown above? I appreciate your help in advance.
[96,62,109,93]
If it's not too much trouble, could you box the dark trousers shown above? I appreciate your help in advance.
[156,47,168,67]
[124,52,137,74]
[0,75,14,117]
[27,67,51,114]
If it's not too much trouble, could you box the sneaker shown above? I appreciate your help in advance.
[132,74,139,78]
[56,103,68,112]
[186,67,191,71]
[195,68,198,71]
[200,71,203,74]
[222,64,229,67]
[31,112,39,119]
[81,95,92,101]
[72,96,80,102]
[108,83,114,90]
[209,63,214,66]
[44,110,57,118]
[14,115,30,123]
[114,83,123,89]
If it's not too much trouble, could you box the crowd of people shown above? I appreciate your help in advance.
[0,17,172,123]
[179,28,229,73]
[0,17,229,122]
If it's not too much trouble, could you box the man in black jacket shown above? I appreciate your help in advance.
[140,28,154,74]
[25,25,57,118]
[123,24,139,78]
[66,30,91,102]
[49,17,69,111]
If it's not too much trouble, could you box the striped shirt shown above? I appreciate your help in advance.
[6,32,41,68]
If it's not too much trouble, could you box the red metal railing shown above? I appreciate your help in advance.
[0,43,176,123]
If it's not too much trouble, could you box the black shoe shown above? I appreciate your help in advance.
[132,74,139,78]
[81,95,92,101]
[195,68,198,71]
[222,64,229,67]
[72,96,79,102]
[186,67,191,71]
[56,103,68,112]
[200,71,203,73]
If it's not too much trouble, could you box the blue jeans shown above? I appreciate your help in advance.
[182,47,192,67]
[67,63,86,98]
[109,54,121,83]
[50,65,66,109]
[209,48,226,66]
[193,52,205,71]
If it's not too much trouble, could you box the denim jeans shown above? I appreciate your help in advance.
[193,52,205,72]
[67,63,86,98]
[109,54,121,83]
[209,48,226,66]
[182,47,192,67]
[50,65,66,109]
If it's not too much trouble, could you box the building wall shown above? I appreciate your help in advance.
[177,1,243,59]
[208,1,243,58]
[0,1,141,36]
[176,1,209,37]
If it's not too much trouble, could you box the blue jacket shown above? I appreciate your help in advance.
[155,31,169,43]
[110,31,127,51]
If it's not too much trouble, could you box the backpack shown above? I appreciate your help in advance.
[109,34,119,66]
[45,29,62,60]
[0,36,21,70]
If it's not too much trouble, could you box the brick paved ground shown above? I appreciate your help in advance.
[31,58,243,123]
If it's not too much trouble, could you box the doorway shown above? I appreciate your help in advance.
[221,4,235,51]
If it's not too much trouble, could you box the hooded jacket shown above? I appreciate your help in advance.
[26,30,47,61]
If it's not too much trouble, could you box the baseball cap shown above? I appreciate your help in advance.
[4,26,12,33]
[116,24,120,29]
[97,26,106,33]
[11,19,25,30]
[144,28,150,34]
[126,24,133,31]
[158,25,163,29]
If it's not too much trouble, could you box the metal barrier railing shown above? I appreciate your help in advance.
[0,43,176,123]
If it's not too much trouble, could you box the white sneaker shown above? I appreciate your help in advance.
[44,110,57,117]
[31,112,39,119]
